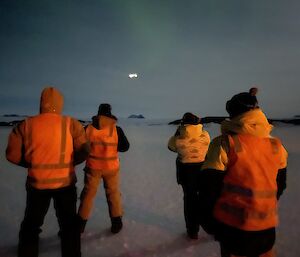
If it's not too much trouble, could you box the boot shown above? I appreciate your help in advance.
[111,216,123,234]
[58,215,87,236]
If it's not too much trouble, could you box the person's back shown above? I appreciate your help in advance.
[21,114,76,189]
[6,87,89,257]
[168,112,210,163]
[78,103,129,234]
[201,92,288,257]
[174,124,209,164]
[168,112,210,239]
[215,134,283,229]
[85,115,120,172]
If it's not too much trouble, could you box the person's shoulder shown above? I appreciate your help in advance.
[269,136,285,150]
[199,129,211,142]
[25,114,39,122]
[210,135,230,150]
[11,119,26,136]
[68,117,86,133]
[269,135,282,144]
[269,136,288,155]
[68,116,83,124]
[116,126,125,133]
[201,128,210,137]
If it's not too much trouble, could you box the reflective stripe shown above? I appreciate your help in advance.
[223,183,277,199]
[85,167,119,173]
[91,141,118,147]
[220,203,276,220]
[28,116,70,167]
[89,155,118,161]
[29,163,73,169]
[27,173,75,184]
[59,116,67,163]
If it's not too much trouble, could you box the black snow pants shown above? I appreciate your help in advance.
[177,160,204,234]
[18,185,81,257]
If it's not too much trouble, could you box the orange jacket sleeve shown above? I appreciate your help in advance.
[70,118,90,165]
[6,121,28,167]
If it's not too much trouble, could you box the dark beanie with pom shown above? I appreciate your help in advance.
[226,92,258,118]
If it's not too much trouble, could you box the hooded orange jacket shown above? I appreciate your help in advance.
[6,87,89,189]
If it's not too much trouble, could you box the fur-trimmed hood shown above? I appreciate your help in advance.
[221,108,272,138]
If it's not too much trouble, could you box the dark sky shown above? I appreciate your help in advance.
[1,0,300,119]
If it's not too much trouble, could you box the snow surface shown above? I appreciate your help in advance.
[0,119,299,257]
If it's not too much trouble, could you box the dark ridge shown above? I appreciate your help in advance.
[168,117,300,125]
[3,114,19,117]
[270,119,300,125]
[1,116,300,127]
[0,118,88,127]
[0,120,24,126]
[201,116,228,124]
[168,116,228,125]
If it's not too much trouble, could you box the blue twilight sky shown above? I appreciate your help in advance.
[0,0,300,119]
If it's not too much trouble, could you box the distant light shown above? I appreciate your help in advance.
[128,73,138,79]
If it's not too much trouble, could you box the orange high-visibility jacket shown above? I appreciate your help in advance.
[85,122,119,172]
[214,134,283,231]
[24,113,75,189]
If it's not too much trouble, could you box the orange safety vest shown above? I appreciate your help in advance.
[214,134,283,231]
[85,123,119,172]
[24,114,75,189]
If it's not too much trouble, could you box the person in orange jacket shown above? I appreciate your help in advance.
[168,112,210,239]
[6,87,90,257]
[201,92,288,257]
[78,103,129,234]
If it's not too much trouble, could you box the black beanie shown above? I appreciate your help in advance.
[98,103,112,116]
[181,112,201,125]
[226,92,258,118]
[97,103,117,120]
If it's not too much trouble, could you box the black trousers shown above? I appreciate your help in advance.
[216,222,275,257]
[177,160,204,234]
[182,183,201,234]
[18,185,81,257]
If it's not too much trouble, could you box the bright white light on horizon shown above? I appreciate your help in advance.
[128,73,138,79]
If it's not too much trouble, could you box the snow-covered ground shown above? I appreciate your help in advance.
[0,119,299,257]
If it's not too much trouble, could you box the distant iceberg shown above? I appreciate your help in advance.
[128,114,145,119]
